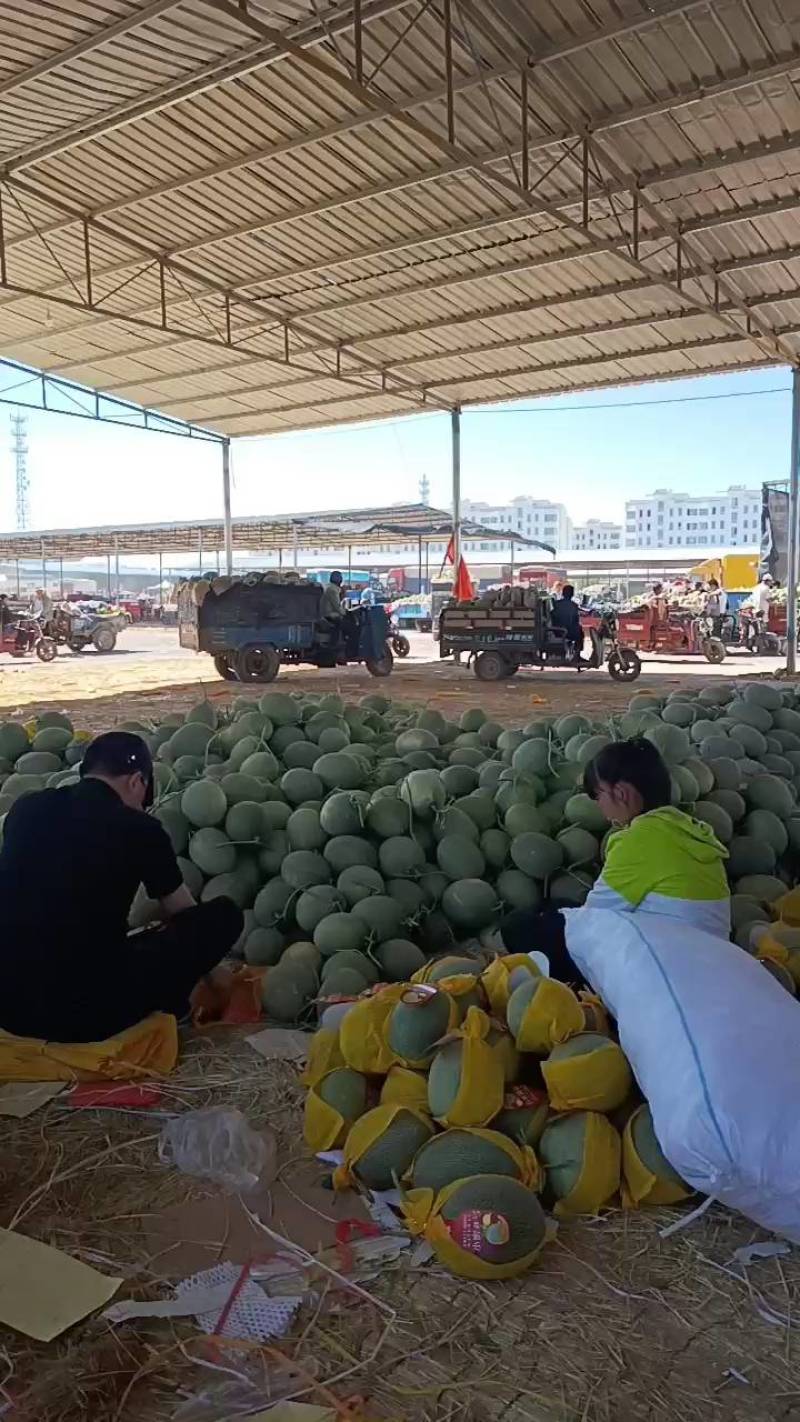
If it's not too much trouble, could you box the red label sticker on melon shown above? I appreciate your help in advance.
[504,1085,547,1111]
[448,1210,510,1259]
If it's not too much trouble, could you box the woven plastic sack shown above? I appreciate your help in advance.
[401,1174,551,1280]
[339,984,406,1074]
[506,975,584,1054]
[539,1110,621,1218]
[303,1067,369,1152]
[427,1007,505,1128]
[563,906,800,1241]
[541,1032,632,1112]
[380,1065,429,1110]
[622,1104,692,1209]
[333,1104,434,1191]
[300,1027,345,1088]
[481,954,540,1015]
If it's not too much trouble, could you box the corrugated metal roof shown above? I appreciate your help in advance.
[1,0,799,436]
[0,502,550,557]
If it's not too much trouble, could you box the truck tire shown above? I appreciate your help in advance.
[366,648,393,677]
[213,654,238,681]
[236,644,281,682]
[474,649,508,681]
[93,625,117,652]
[607,648,641,682]
[702,638,726,664]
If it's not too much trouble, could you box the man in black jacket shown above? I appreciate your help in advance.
[551,583,584,663]
[0,732,243,1042]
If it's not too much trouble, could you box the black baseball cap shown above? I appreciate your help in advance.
[80,731,155,807]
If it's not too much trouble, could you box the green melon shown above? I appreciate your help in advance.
[155,805,190,855]
[314,912,369,956]
[201,871,251,909]
[388,989,452,1065]
[492,1100,549,1148]
[258,830,289,876]
[282,941,322,974]
[321,950,378,985]
[16,751,61,776]
[188,827,236,876]
[228,736,260,772]
[1,773,43,802]
[707,757,742,791]
[436,1175,547,1266]
[319,966,369,998]
[176,855,204,897]
[239,749,280,781]
[182,780,228,828]
[735,874,787,904]
[281,849,331,890]
[32,726,71,754]
[496,869,542,912]
[548,869,593,907]
[261,966,314,1021]
[348,1107,433,1190]
[324,835,378,874]
[727,700,773,733]
[411,1127,525,1192]
[563,793,608,834]
[746,775,794,819]
[538,1113,591,1205]
[743,808,788,856]
[555,714,592,742]
[312,752,366,791]
[556,826,599,865]
[225,801,265,843]
[366,796,412,840]
[378,836,426,879]
[661,702,696,728]
[727,835,776,878]
[253,878,294,928]
[510,832,564,880]
[317,1067,369,1123]
[436,834,486,881]
[434,805,481,843]
[352,894,406,941]
[441,878,497,931]
[692,800,732,844]
[729,723,768,758]
[286,806,326,851]
[173,754,204,782]
[670,765,700,805]
[707,788,746,822]
[295,885,343,933]
[258,691,300,725]
[374,938,427,981]
[481,827,510,870]
[440,764,480,798]
[630,1104,687,1187]
[512,739,553,777]
[337,864,385,906]
[167,723,216,761]
[319,791,368,837]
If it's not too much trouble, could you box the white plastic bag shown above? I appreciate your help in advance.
[159,1107,270,1191]
[562,907,800,1241]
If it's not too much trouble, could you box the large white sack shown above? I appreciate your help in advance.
[562,907,800,1241]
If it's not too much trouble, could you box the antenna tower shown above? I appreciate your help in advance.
[419,472,430,505]
[10,412,29,530]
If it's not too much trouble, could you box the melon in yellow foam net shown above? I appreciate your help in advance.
[409,1126,542,1193]
[541,1032,633,1112]
[333,1104,434,1191]
[379,1065,429,1110]
[339,983,406,1074]
[303,1067,370,1152]
[491,1086,550,1148]
[506,975,584,1054]
[481,954,540,1016]
[426,1007,505,1128]
[401,1174,551,1281]
[622,1104,692,1208]
[300,1027,345,1088]
[385,986,458,1068]
[538,1111,621,1217]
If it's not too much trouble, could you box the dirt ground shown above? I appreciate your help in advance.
[3,628,800,1420]
[0,627,787,732]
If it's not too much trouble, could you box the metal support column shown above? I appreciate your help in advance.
[451,405,462,572]
[347,545,352,584]
[787,367,800,676]
[292,523,299,569]
[216,548,220,574]
[40,539,45,591]
[198,527,203,576]
[158,551,163,613]
[509,536,515,581]
[107,554,112,598]
[417,534,423,592]
[222,438,233,575]
[114,535,120,604]
[278,547,283,571]
[15,559,20,597]
[59,557,64,598]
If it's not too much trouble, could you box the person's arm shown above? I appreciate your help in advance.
[139,817,185,916]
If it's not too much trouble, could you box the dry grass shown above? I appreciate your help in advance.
[2,1029,800,1421]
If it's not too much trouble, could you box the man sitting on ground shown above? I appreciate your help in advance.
[0,731,243,1043]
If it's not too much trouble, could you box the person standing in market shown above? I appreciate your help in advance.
[705,577,728,636]
[0,732,243,1043]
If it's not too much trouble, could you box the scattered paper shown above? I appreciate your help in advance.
[731,1241,792,1268]
[247,1027,309,1063]
[0,1081,64,1118]
[365,1188,402,1233]
[0,1227,121,1341]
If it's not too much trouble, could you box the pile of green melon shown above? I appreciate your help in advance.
[2,679,800,1004]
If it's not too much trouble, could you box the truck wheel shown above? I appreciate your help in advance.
[236,645,281,682]
[36,637,57,663]
[68,640,86,654]
[474,650,508,681]
[607,648,641,682]
[213,654,238,681]
[93,625,117,652]
[702,638,726,664]
[366,648,393,677]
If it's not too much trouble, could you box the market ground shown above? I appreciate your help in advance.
[0,627,788,730]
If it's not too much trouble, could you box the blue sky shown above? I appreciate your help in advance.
[0,367,792,535]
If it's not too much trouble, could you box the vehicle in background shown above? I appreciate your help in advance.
[46,602,129,653]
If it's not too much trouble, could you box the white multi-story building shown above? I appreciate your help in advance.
[461,497,571,551]
[570,519,622,551]
[624,486,761,549]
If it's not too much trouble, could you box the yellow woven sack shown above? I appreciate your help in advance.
[409,1125,543,1193]
[339,984,406,1074]
[622,1104,692,1209]
[401,1174,552,1280]
[579,992,611,1035]
[300,1028,345,1088]
[541,1032,632,1112]
[380,1065,429,1110]
[303,1067,370,1152]
[0,1013,177,1083]
[539,1111,621,1217]
[481,954,540,1015]
[427,1006,505,1128]
[506,976,584,1054]
[333,1104,434,1192]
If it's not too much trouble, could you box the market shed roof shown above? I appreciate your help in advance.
[1,0,800,437]
[0,502,551,558]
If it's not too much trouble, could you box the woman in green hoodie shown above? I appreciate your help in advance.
[491,738,730,982]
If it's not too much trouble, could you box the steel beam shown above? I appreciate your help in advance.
[0,0,186,99]
[222,439,233,575]
[451,405,461,572]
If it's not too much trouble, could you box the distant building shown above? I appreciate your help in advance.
[624,486,761,548]
[570,519,622,551]
[461,496,571,551]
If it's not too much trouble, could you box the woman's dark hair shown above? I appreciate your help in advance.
[583,737,671,811]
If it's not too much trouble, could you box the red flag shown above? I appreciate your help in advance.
[454,556,474,602]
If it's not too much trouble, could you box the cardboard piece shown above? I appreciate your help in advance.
[142,1158,374,1279]
[247,1027,309,1063]
[0,1081,64,1118]
[0,1228,121,1341]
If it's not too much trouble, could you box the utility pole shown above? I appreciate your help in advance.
[10,412,29,530]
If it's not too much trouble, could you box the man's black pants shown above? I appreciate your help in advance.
[498,907,588,990]
[2,898,243,1043]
